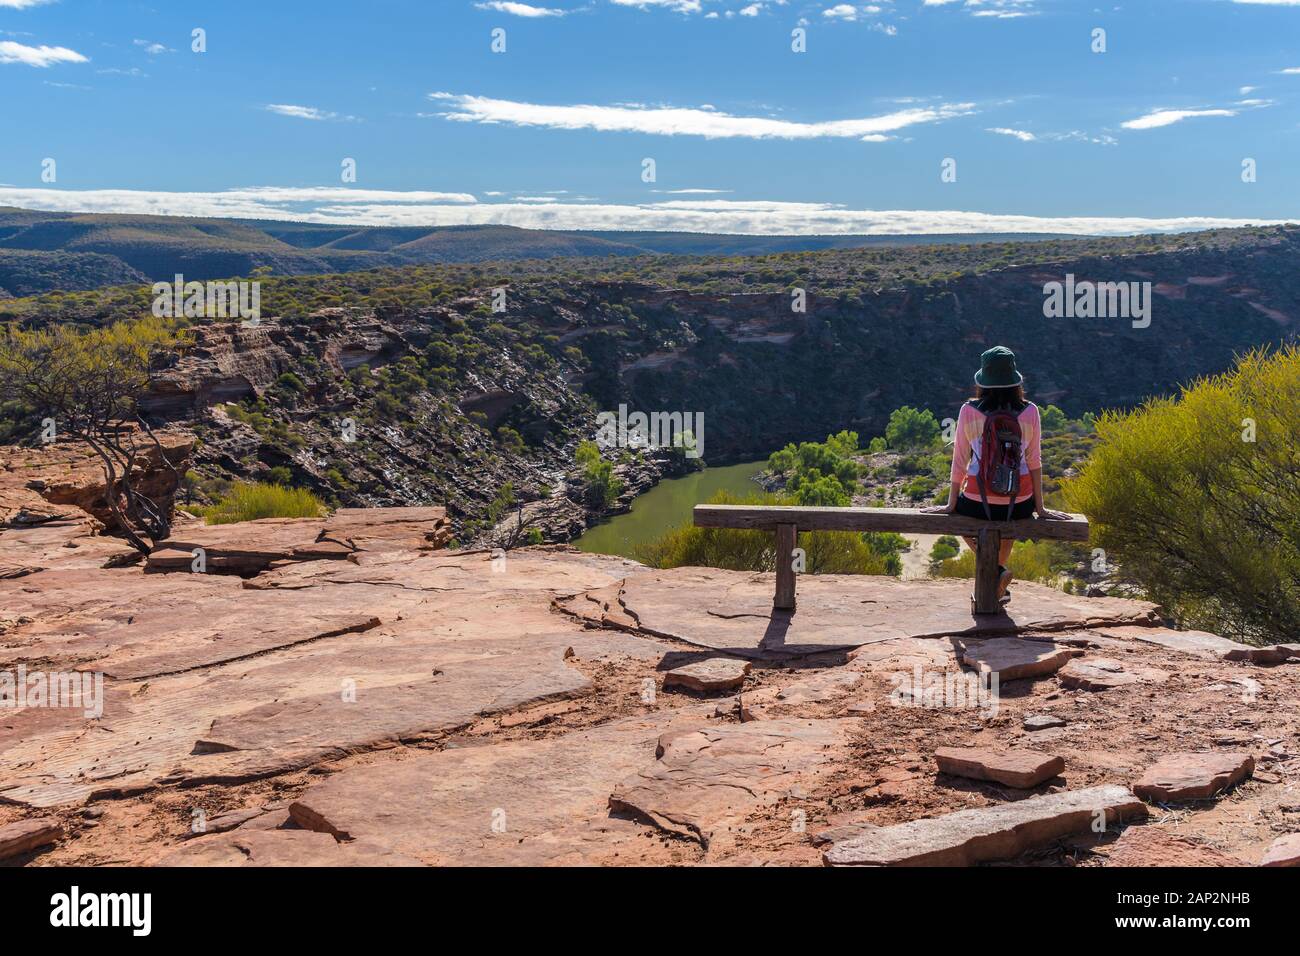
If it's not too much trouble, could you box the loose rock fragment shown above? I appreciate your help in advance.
[934,746,1065,789]
[1105,826,1241,867]
[1058,657,1167,691]
[824,785,1146,866]
[663,658,751,693]
[1133,752,1254,802]
[1259,834,1300,867]
[960,638,1082,682]
[1023,714,1067,731]
[0,818,63,861]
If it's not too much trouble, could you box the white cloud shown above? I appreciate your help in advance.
[608,0,703,12]
[1123,96,1274,128]
[133,39,173,55]
[0,40,87,67]
[1123,107,1232,130]
[1279,67,1300,74]
[0,186,1290,237]
[986,127,1115,145]
[474,2,570,16]
[926,0,1039,17]
[427,91,974,140]
[987,127,1036,141]
[264,103,358,122]
[0,0,57,8]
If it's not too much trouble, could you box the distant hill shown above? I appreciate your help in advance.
[0,206,1074,296]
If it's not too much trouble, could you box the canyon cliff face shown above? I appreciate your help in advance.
[129,236,1298,533]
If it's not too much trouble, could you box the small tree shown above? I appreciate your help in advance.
[0,318,185,555]
[885,406,941,450]
[1066,346,1300,645]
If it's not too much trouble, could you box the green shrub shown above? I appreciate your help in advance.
[1065,346,1300,644]
[576,440,623,507]
[933,539,1058,585]
[885,406,941,450]
[202,482,326,524]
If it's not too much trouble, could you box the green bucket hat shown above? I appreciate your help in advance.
[974,346,1024,388]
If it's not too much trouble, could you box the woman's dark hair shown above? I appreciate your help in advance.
[973,384,1027,412]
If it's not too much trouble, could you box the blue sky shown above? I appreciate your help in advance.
[1,0,1298,235]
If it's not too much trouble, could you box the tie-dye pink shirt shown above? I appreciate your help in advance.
[950,402,1042,504]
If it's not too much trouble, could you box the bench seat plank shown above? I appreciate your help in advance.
[693,504,1088,542]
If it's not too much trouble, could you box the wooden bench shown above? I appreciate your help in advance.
[693,505,1090,615]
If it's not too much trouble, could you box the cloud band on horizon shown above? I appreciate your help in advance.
[0,187,1291,237]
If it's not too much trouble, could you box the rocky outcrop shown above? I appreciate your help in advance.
[4,541,1299,868]
[559,568,1162,661]
[146,506,452,574]
[0,432,192,530]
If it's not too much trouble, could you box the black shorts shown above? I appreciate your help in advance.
[954,494,1035,521]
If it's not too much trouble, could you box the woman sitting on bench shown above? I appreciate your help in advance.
[924,346,1071,604]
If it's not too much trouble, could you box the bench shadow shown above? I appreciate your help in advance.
[756,609,854,668]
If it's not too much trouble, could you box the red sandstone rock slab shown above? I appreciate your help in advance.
[824,784,1147,866]
[147,506,451,574]
[321,506,452,552]
[289,714,698,865]
[193,642,592,757]
[154,829,423,866]
[0,548,660,808]
[1260,833,1300,867]
[1024,714,1068,731]
[0,568,382,678]
[663,658,751,692]
[1098,625,1289,664]
[1133,752,1254,802]
[0,519,137,577]
[0,817,63,860]
[560,568,1160,660]
[1058,657,1168,691]
[609,719,851,849]
[960,638,1083,682]
[934,746,1065,788]
[1104,826,1242,866]
[0,432,191,531]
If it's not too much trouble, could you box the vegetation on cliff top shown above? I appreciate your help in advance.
[1066,345,1300,645]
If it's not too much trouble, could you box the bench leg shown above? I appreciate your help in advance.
[774,523,797,611]
[973,528,1002,615]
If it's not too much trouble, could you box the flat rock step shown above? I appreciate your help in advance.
[1260,833,1300,867]
[959,638,1083,682]
[663,658,751,693]
[1104,826,1242,867]
[1058,657,1168,691]
[934,746,1065,789]
[823,784,1147,866]
[1101,626,1300,664]
[1133,752,1254,802]
[0,817,62,861]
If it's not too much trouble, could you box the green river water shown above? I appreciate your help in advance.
[575,460,767,561]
